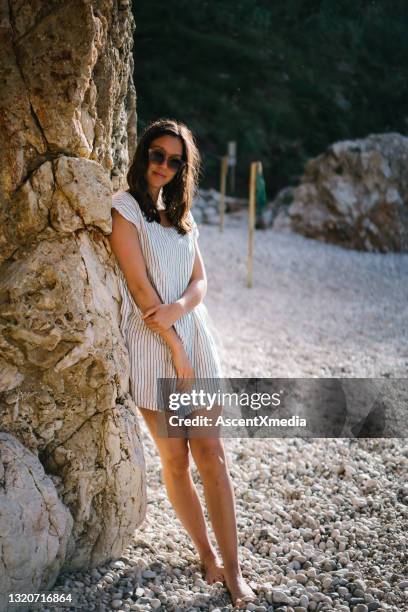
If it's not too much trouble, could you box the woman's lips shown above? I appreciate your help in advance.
[153,170,166,178]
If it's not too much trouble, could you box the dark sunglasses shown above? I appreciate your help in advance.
[148,148,186,172]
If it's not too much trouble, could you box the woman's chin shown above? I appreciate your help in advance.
[149,175,167,187]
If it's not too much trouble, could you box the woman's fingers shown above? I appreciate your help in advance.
[183,370,195,393]
[150,321,169,333]
[176,377,189,393]
[176,368,195,394]
[141,305,158,319]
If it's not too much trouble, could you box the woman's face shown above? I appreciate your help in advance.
[145,135,184,190]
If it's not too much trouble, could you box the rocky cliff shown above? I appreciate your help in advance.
[0,1,146,607]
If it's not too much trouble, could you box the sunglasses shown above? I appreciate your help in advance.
[148,148,186,173]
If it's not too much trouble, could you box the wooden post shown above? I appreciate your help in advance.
[219,155,228,232]
[247,161,257,288]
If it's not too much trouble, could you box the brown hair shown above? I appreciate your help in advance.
[126,118,201,235]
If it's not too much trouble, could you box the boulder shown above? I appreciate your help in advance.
[0,433,73,611]
[273,133,408,252]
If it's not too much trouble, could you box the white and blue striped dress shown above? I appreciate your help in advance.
[111,190,223,415]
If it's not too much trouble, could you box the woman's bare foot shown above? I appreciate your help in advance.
[225,572,257,608]
[199,551,225,584]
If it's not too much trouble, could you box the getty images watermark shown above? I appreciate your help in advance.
[155,377,408,438]
[166,387,305,428]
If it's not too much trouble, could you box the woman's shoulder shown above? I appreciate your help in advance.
[112,189,138,206]
[111,190,142,229]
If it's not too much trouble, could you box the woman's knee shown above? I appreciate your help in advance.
[160,444,190,475]
[189,439,226,476]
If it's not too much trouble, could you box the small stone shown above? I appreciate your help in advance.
[142,569,157,579]
[299,594,309,607]
[321,559,336,571]
[91,569,102,579]
[322,576,332,590]
[349,597,366,606]
[352,605,368,612]
[262,510,274,523]
[111,600,123,609]
[135,557,148,570]
[136,597,153,605]
[271,589,290,604]
[111,560,126,570]
[288,560,301,571]
[354,579,367,591]
[168,557,180,567]
[338,586,350,598]
[295,573,308,585]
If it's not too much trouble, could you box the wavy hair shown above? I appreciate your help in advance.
[126,118,201,235]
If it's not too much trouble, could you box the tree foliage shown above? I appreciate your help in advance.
[133,1,408,196]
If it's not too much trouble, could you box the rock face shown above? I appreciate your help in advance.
[0,0,146,602]
[273,133,408,252]
[0,433,73,611]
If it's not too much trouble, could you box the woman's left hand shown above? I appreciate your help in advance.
[141,303,184,333]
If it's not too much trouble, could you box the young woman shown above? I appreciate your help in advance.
[108,118,256,608]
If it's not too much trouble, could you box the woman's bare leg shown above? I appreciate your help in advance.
[137,406,224,583]
[188,416,257,608]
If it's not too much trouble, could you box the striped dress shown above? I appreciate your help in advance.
[111,190,224,415]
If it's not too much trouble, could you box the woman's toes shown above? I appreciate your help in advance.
[226,575,257,607]
[200,555,225,584]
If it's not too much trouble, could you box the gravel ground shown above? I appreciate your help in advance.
[37,214,408,612]
[202,211,408,379]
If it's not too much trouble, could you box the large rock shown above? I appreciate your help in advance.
[0,0,146,596]
[273,133,408,252]
[0,433,73,612]
[42,399,147,571]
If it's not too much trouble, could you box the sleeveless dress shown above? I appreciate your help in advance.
[111,190,224,416]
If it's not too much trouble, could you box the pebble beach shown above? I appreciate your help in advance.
[40,214,408,612]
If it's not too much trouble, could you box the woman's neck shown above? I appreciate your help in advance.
[149,187,165,210]
[148,186,160,204]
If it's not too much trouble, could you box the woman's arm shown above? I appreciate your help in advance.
[175,241,208,315]
[108,209,183,352]
[140,242,207,333]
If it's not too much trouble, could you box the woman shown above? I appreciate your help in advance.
[108,118,256,608]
